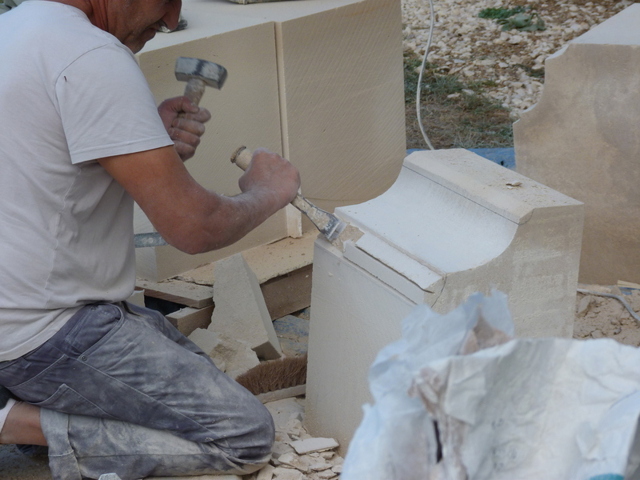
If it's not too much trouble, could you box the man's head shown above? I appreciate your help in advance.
[59,0,182,53]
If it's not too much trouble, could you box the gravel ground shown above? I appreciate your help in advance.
[402,0,635,117]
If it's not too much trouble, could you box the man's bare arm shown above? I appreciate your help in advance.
[98,146,300,254]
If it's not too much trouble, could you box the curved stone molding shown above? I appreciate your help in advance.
[305,149,584,453]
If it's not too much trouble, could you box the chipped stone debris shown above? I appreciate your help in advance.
[401,0,633,116]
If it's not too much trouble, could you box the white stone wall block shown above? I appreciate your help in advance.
[134,0,405,280]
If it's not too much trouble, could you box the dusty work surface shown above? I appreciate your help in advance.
[574,284,640,346]
[0,446,50,479]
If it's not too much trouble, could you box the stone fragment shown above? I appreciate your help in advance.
[166,305,214,336]
[265,398,305,431]
[272,467,304,480]
[188,328,260,378]
[308,458,333,472]
[290,437,339,455]
[310,471,337,480]
[277,452,312,472]
[577,295,593,317]
[271,440,294,459]
[275,431,292,443]
[126,289,146,308]
[209,254,282,360]
[256,464,276,480]
[283,418,305,438]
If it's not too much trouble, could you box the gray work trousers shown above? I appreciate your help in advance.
[0,302,274,480]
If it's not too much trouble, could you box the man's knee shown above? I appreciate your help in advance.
[223,397,275,465]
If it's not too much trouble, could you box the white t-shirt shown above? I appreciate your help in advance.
[0,1,173,360]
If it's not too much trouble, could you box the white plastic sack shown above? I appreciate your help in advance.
[342,291,640,480]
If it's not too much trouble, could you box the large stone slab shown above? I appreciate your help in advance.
[134,0,405,281]
[305,149,584,454]
[135,20,288,281]
[514,4,640,284]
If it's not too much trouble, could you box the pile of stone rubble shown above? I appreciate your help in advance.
[401,0,633,116]
[245,398,344,480]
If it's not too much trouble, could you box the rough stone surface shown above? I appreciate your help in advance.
[209,254,282,360]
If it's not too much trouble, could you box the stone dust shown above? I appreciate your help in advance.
[574,286,640,346]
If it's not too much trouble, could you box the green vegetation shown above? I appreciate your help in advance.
[479,6,546,32]
[478,6,526,20]
[404,51,514,150]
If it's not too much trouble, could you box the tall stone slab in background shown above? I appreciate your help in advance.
[514,4,640,285]
[134,0,405,281]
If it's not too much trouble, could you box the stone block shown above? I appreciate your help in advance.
[133,0,405,281]
[305,149,584,454]
[514,4,640,284]
[209,254,282,360]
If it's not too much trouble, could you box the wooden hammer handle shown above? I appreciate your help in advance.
[184,78,206,106]
[231,147,317,216]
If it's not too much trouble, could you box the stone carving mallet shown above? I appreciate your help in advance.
[134,57,227,248]
[174,56,227,106]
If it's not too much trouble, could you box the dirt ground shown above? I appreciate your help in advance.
[574,286,640,346]
[0,446,50,480]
